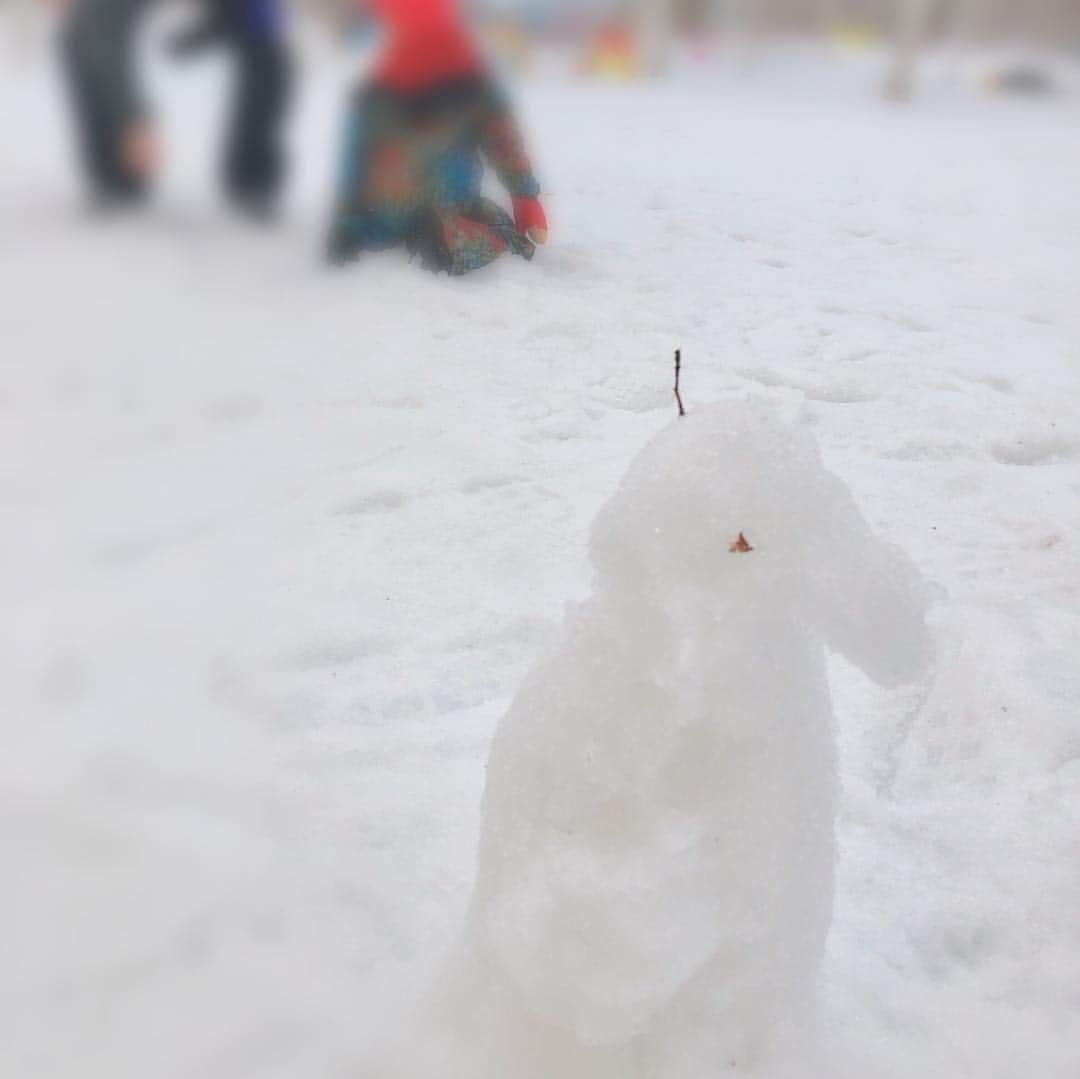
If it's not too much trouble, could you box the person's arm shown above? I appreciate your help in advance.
[480,86,548,244]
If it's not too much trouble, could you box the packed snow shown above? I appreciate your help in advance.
[406,401,931,1079]
[3,19,1080,1079]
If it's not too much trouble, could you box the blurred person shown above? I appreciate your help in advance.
[325,0,548,276]
[60,0,292,215]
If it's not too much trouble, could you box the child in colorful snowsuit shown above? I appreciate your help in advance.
[326,0,548,276]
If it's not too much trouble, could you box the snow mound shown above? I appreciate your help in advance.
[423,398,933,1078]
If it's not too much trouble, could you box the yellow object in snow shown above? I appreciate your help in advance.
[830,24,881,52]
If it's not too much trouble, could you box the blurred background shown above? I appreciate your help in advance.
[5,0,1080,94]
[3,2,1079,1078]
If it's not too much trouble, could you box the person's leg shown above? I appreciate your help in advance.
[223,28,291,215]
[60,14,148,204]
[325,87,382,263]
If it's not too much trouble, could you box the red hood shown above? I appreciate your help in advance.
[369,0,482,90]
[371,0,458,30]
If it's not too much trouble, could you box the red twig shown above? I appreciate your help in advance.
[674,349,686,418]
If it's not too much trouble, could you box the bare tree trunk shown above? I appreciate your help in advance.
[819,0,842,35]
[5,0,44,65]
[636,0,676,77]
[712,0,751,71]
[946,0,982,43]
[884,0,933,100]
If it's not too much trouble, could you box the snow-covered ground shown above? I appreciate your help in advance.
[3,24,1079,1079]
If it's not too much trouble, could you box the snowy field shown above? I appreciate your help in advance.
[4,21,1080,1079]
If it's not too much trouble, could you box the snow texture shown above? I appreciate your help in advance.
[409,401,931,1078]
[3,20,1080,1079]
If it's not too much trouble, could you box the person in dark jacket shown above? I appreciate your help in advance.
[326,0,549,275]
[61,0,291,214]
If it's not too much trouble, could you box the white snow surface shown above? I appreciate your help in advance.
[3,30,1080,1079]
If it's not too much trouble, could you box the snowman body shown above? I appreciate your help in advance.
[451,401,932,1077]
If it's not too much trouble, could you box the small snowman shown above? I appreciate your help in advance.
[413,398,933,1079]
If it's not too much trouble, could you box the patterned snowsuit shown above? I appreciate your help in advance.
[327,77,541,276]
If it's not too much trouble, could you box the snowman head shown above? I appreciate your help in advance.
[590,399,932,688]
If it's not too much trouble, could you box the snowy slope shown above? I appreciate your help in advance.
[3,32,1079,1079]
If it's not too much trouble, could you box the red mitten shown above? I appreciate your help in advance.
[513,197,548,245]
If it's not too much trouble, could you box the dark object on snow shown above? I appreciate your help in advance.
[221,27,291,208]
[60,0,291,207]
[326,77,542,276]
[326,0,546,276]
[729,533,755,554]
[170,0,291,205]
[60,0,151,203]
[989,65,1059,97]
[674,349,686,417]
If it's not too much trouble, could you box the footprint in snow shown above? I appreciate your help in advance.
[205,394,263,424]
[460,474,526,496]
[374,394,426,412]
[736,366,877,405]
[880,311,935,334]
[955,372,1014,395]
[525,419,588,444]
[283,634,397,672]
[335,490,410,516]
[990,437,1080,467]
[803,384,879,404]
[838,348,877,364]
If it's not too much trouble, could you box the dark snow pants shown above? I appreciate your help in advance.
[60,0,291,205]
[222,34,291,205]
[60,12,149,201]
